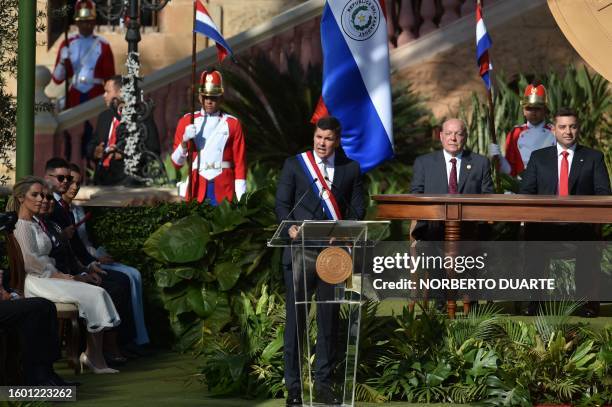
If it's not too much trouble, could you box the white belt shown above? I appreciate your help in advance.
[200,161,233,170]
[71,75,104,85]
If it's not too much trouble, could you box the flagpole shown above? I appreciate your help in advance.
[185,0,197,202]
[478,0,500,190]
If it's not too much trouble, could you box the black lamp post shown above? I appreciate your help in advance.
[94,0,171,184]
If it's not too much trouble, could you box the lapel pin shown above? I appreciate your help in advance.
[580,158,584,162]
[466,164,472,170]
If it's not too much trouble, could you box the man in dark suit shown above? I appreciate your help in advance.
[275,116,365,406]
[1,223,69,387]
[44,157,136,353]
[520,107,611,316]
[411,118,494,240]
[87,75,161,185]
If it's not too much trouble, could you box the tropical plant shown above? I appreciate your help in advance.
[199,286,286,397]
[367,305,450,402]
[142,187,281,351]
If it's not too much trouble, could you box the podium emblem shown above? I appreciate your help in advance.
[316,247,353,284]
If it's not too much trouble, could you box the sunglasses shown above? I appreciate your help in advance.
[31,192,54,200]
[48,174,74,183]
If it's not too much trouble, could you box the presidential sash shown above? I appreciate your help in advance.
[296,151,343,220]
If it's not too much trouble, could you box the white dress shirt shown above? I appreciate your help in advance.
[442,150,463,184]
[557,142,576,180]
[314,151,335,183]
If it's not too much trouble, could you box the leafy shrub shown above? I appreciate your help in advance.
[140,187,281,351]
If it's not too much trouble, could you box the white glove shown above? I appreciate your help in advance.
[488,143,501,157]
[183,124,196,142]
[235,179,246,201]
[60,46,70,62]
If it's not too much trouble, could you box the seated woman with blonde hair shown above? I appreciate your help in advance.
[8,176,120,374]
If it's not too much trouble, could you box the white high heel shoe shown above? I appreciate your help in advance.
[79,352,119,374]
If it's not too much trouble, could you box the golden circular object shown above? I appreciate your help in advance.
[547,0,612,82]
[316,247,353,285]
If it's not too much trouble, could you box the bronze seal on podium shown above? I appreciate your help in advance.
[316,247,352,284]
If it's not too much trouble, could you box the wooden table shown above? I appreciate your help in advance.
[372,194,612,317]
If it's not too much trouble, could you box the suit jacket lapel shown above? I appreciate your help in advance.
[545,147,559,194]
[434,151,448,193]
[458,150,471,192]
[331,156,345,197]
[568,145,583,194]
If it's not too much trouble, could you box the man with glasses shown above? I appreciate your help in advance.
[44,158,137,357]
[64,163,151,352]
[171,69,247,204]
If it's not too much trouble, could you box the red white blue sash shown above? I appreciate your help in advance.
[296,151,343,220]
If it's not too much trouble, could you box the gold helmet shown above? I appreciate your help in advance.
[74,0,96,22]
[198,70,224,97]
[522,84,547,108]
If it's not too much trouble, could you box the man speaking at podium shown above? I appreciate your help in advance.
[275,116,365,406]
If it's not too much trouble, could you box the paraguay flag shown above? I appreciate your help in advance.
[476,2,493,89]
[195,0,234,62]
[318,0,393,173]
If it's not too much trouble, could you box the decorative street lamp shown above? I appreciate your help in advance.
[94,0,172,184]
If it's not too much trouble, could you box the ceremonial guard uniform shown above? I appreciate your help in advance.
[490,84,555,177]
[52,0,115,109]
[171,70,247,204]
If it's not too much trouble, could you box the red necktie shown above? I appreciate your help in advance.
[448,158,458,194]
[103,117,120,168]
[558,151,569,196]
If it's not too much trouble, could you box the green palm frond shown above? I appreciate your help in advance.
[354,382,388,403]
[533,300,582,343]
[447,303,505,350]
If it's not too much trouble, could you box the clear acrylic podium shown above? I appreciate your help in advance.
[269,220,389,407]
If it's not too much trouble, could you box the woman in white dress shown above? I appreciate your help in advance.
[8,176,120,374]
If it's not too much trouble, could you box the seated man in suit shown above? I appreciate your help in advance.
[275,116,365,406]
[0,270,69,385]
[411,118,494,240]
[44,158,136,355]
[410,118,494,309]
[520,107,611,316]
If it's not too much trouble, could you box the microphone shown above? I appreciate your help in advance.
[324,176,361,220]
[282,177,319,222]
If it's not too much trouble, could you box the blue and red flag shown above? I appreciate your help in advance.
[476,1,493,89]
[314,0,394,173]
[194,0,234,62]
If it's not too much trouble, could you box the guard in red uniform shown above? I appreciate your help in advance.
[52,0,115,109]
[489,84,556,177]
[171,70,247,204]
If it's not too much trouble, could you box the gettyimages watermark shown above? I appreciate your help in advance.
[358,241,611,301]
